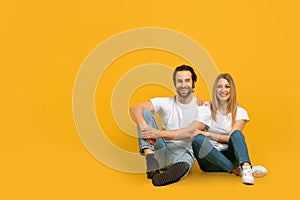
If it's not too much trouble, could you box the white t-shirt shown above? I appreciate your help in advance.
[150,96,211,157]
[205,103,249,151]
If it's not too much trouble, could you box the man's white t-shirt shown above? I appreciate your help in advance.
[205,103,249,151]
[150,96,211,157]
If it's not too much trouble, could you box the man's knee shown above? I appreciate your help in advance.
[142,109,153,121]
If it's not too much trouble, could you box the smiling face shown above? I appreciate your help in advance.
[175,70,193,99]
[216,78,231,102]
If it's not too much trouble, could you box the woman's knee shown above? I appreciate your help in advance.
[230,130,245,141]
[192,134,206,146]
[192,134,212,158]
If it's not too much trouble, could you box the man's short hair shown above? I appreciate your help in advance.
[173,65,197,89]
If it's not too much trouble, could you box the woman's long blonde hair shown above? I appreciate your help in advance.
[210,73,238,124]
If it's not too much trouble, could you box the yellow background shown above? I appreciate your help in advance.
[1,0,299,199]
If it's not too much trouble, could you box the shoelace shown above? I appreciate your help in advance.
[242,166,252,177]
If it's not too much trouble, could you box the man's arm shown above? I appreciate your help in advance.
[129,101,154,129]
[141,120,208,140]
[131,101,208,140]
[130,101,157,146]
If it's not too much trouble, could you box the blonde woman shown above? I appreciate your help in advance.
[192,73,267,185]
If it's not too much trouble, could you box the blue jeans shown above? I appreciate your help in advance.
[137,110,194,173]
[192,130,251,173]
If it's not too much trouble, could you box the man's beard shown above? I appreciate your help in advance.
[176,87,193,98]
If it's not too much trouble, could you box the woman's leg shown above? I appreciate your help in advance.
[227,130,251,166]
[227,130,254,184]
[192,134,235,173]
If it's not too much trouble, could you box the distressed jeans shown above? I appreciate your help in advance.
[137,110,194,172]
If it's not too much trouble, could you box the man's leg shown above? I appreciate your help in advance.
[151,144,193,186]
[137,110,161,179]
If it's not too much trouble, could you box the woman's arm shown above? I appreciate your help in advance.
[194,119,248,144]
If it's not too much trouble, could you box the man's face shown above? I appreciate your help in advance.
[175,70,193,98]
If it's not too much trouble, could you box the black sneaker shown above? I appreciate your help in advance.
[151,162,189,186]
[145,154,160,179]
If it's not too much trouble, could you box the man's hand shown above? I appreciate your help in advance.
[139,125,158,145]
[140,125,159,140]
[196,97,207,106]
[192,129,208,137]
[146,139,156,145]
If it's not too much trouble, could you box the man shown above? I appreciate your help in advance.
[130,65,210,186]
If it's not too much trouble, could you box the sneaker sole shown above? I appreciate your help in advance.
[152,162,189,186]
[147,170,159,179]
[242,175,255,185]
[243,180,254,185]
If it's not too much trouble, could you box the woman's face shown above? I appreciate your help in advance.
[216,78,231,102]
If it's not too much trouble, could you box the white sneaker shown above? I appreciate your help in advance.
[241,165,254,185]
[252,165,268,178]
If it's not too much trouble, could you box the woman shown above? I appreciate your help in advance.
[192,73,267,185]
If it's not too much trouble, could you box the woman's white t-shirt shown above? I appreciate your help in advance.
[206,103,249,151]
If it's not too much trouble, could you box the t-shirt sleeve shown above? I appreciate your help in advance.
[149,97,167,113]
[236,106,249,121]
[196,105,211,126]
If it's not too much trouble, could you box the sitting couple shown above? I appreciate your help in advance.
[129,65,267,187]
